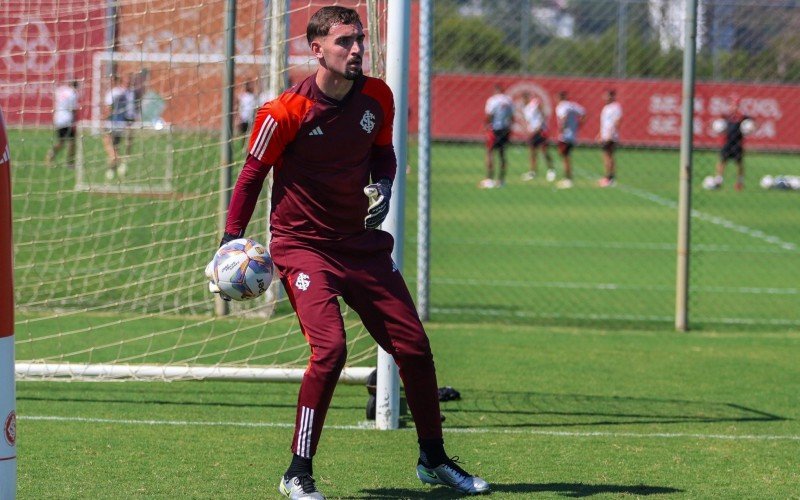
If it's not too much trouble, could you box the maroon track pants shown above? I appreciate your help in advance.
[270,236,443,458]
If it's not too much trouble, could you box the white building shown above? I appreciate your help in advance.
[649,0,707,51]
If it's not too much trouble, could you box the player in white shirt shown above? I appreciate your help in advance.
[554,91,586,189]
[520,92,554,182]
[481,84,514,189]
[46,81,80,168]
[597,89,622,187]
[237,82,258,149]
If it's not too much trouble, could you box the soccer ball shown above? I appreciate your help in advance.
[740,118,756,135]
[759,175,774,189]
[210,238,274,301]
[702,175,720,190]
[711,118,727,134]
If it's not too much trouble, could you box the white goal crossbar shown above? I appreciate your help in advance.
[90,51,315,125]
[16,363,373,383]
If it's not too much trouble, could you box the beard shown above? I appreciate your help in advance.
[343,66,363,81]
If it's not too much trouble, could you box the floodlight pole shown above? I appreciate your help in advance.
[377,0,410,431]
[0,107,17,498]
[676,0,699,332]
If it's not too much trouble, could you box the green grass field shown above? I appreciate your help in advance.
[8,128,800,497]
[16,323,800,498]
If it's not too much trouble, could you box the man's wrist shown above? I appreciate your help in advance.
[220,231,242,247]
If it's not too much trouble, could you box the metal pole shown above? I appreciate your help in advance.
[376,0,410,431]
[105,0,118,77]
[520,0,531,73]
[269,0,289,100]
[675,0,699,332]
[416,0,432,321]
[616,0,628,78]
[216,0,236,316]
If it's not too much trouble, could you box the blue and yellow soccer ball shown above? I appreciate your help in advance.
[211,238,274,301]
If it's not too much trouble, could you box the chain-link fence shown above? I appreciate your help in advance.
[3,0,797,333]
[411,0,799,330]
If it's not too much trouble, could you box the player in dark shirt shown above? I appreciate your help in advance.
[709,96,752,191]
[209,7,489,499]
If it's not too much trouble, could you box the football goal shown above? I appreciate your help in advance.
[11,0,390,384]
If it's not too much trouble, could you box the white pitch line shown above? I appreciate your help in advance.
[617,183,798,251]
[19,415,800,441]
[438,238,791,255]
[432,277,798,296]
[429,306,800,326]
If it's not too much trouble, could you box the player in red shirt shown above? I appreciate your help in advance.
[208,7,488,499]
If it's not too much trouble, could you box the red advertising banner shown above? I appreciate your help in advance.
[3,1,799,150]
[428,74,800,151]
[0,0,106,125]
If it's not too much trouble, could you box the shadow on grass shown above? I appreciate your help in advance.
[15,381,367,411]
[435,390,785,429]
[18,384,785,430]
[350,482,682,498]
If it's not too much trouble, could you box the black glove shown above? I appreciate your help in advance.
[363,178,392,230]
[219,231,241,247]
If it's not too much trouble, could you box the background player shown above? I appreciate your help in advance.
[521,91,553,182]
[237,81,257,149]
[122,72,146,158]
[481,83,514,188]
[102,74,129,180]
[45,80,80,169]
[707,95,752,191]
[597,89,622,187]
[554,91,586,189]
[207,6,489,499]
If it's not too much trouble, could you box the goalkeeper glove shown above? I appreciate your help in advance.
[219,231,240,247]
[204,259,231,301]
[204,231,241,302]
[364,178,392,230]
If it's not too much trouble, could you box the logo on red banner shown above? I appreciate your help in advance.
[3,411,15,447]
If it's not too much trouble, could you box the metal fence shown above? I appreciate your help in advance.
[414,0,799,330]
[3,0,798,331]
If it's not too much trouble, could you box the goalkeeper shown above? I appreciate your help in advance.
[209,6,489,499]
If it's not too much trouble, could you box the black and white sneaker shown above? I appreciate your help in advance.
[416,457,490,495]
[279,474,325,500]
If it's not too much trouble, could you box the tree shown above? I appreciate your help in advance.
[433,15,522,72]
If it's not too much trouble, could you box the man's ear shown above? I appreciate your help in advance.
[310,39,323,61]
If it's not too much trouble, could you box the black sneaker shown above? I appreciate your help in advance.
[416,456,490,494]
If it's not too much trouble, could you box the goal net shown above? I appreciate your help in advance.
[9,0,387,382]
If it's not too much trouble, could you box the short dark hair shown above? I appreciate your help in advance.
[306,6,362,45]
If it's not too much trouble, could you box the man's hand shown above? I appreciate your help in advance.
[364,178,392,230]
